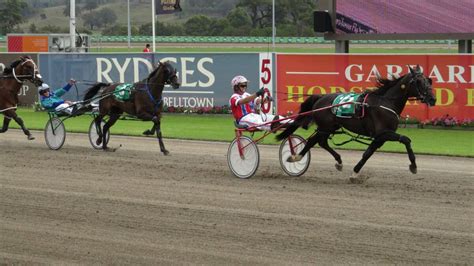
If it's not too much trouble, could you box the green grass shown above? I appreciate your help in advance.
[8,108,474,157]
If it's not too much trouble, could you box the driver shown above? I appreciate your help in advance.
[38,79,78,115]
[229,75,278,131]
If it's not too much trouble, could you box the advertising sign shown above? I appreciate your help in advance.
[39,53,261,109]
[336,0,474,34]
[155,0,182,14]
[0,53,40,105]
[7,35,49,52]
[276,54,474,120]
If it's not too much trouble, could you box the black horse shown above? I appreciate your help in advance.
[0,56,43,140]
[83,61,180,153]
[276,65,436,182]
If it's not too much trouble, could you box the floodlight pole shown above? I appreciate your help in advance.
[272,0,275,49]
[127,0,131,49]
[152,0,156,52]
[70,0,76,51]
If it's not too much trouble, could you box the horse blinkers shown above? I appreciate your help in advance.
[163,63,180,89]
[407,67,436,106]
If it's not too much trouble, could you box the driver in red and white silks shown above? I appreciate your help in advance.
[229,75,276,131]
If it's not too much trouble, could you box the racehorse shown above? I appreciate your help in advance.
[276,65,436,182]
[83,61,180,153]
[0,56,43,140]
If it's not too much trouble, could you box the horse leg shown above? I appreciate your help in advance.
[153,117,169,155]
[0,116,12,133]
[317,132,343,171]
[94,115,104,146]
[9,112,34,140]
[143,124,156,136]
[287,131,320,162]
[353,134,388,176]
[101,113,120,151]
[399,135,417,174]
[366,131,417,174]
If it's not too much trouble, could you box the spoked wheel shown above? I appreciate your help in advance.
[44,117,66,150]
[279,134,311,176]
[227,136,260,179]
[88,120,109,149]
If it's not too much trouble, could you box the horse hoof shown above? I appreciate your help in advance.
[287,155,302,162]
[96,139,102,145]
[349,172,369,184]
[143,130,154,136]
[162,150,170,156]
[27,135,35,140]
[409,164,417,174]
[335,162,343,171]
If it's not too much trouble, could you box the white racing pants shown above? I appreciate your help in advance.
[55,103,76,115]
[239,113,293,131]
[239,113,276,131]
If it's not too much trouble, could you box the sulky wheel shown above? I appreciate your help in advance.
[44,117,66,150]
[227,136,260,179]
[279,134,310,176]
[88,119,109,149]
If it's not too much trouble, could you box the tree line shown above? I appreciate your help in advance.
[2,0,317,37]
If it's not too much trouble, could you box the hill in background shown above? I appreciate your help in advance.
[18,0,237,35]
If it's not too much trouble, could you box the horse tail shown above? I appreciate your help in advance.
[83,82,109,101]
[276,94,322,141]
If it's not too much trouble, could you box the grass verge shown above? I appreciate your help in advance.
[7,108,473,157]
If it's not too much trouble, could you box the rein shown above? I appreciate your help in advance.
[12,68,25,83]
[379,105,400,119]
[0,105,18,113]
[328,128,373,146]
[138,80,163,113]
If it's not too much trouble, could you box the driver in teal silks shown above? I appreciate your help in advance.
[39,79,78,114]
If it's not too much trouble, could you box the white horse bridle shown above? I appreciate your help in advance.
[12,59,41,84]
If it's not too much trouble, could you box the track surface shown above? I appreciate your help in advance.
[1,130,473,264]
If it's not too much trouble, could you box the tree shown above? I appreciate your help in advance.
[0,0,28,35]
[226,7,251,29]
[83,12,102,30]
[277,0,314,36]
[29,23,37,33]
[184,15,212,36]
[98,8,117,27]
[84,0,99,12]
[237,0,272,28]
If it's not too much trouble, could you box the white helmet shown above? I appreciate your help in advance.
[38,83,50,93]
[231,75,248,87]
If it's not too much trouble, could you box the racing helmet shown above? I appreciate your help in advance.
[231,75,248,88]
[38,83,50,93]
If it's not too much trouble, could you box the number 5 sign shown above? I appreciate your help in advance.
[259,53,274,114]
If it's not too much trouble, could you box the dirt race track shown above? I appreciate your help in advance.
[1,129,473,264]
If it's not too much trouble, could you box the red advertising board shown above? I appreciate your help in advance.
[276,54,474,120]
[7,35,49,52]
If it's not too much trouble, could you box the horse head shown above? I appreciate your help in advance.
[11,56,43,86]
[405,65,436,106]
[160,61,180,89]
[149,61,180,90]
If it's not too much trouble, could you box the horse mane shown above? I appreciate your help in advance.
[3,60,20,75]
[148,63,162,79]
[368,74,405,95]
[2,57,29,75]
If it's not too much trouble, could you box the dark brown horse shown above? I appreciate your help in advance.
[276,65,436,182]
[84,61,180,153]
[0,56,43,140]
